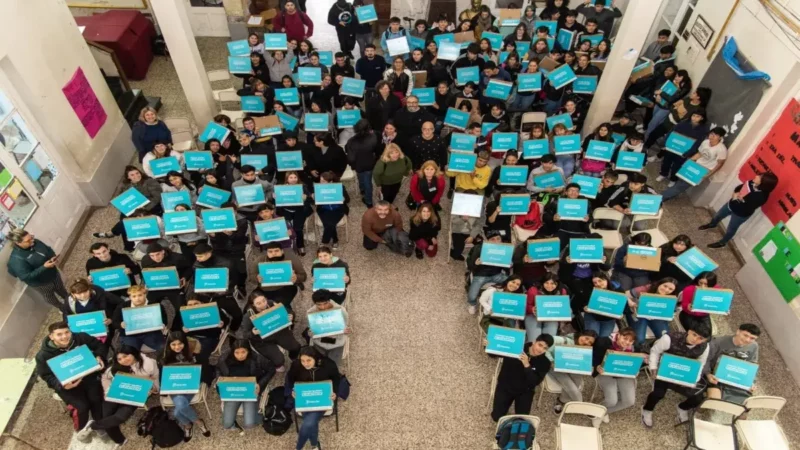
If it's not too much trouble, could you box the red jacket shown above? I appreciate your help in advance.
[526,285,567,316]
[680,284,719,317]
[513,201,542,231]
[410,173,446,205]
[273,11,314,42]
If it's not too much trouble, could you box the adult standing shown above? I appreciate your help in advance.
[7,229,68,308]
[131,106,171,163]
[280,0,306,12]
[352,0,376,56]
[328,0,356,59]
[345,119,381,207]
[273,0,314,43]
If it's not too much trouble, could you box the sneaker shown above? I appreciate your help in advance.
[602,414,610,423]
[198,419,211,437]
[92,232,114,238]
[184,425,193,442]
[298,247,306,256]
[641,409,653,428]
[655,175,665,182]
[75,420,95,443]
[707,241,726,249]
[467,305,477,315]
[676,405,690,423]
[698,223,714,230]
[276,365,286,373]
[647,155,658,163]
[332,242,339,250]
[112,439,128,449]
[415,248,424,259]
[553,399,564,414]
[447,190,454,200]
[668,181,676,187]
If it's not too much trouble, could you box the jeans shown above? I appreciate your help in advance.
[318,209,346,244]
[171,394,199,426]
[709,202,748,244]
[508,92,535,112]
[631,317,670,345]
[583,313,616,337]
[121,330,164,354]
[662,179,693,201]
[336,31,356,54]
[524,315,558,342]
[356,171,374,207]
[597,375,636,414]
[543,97,561,115]
[355,32,373,56]
[659,152,685,180]
[551,372,583,403]
[468,273,507,306]
[556,155,575,178]
[283,209,309,250]
[223,400,260,429]
[296,410,325,450]
[645,105,670,142]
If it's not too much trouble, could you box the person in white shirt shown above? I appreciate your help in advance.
[662,127,727,201]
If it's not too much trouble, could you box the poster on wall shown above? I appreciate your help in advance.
[753,221,800,302]
[62,67,107,139]
[738,99,800,224]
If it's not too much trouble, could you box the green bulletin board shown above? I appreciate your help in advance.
[753,222,800,302]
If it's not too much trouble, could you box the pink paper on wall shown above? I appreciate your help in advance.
[62,67,107,139]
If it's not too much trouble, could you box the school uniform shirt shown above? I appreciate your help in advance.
[694,139,727,170]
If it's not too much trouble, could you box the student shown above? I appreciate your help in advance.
[306,290,351,367]
[61,278,122,333]
[217,339,276,430]
[449,43,487,89]
[410,160,446,209]
[162,171,198,208]
[140,242,193,310]
[549,330,598,413]
[484,191,513,243]
[311,246,352,304]
[250,242,307,312]
[373,143,412,205]
[592,170,619,210]
[327,0,356,57]
[242,290,301,371]
[380,16,409,55]
[409,202,441,259]
[274,0,313,43]
[77,346,160,445]
[548,123,577,177]
[512,200,543,243]
[131,107,172,162]
[172,204,208,261]
[575,19,604,50]
[112,285,169,353]
[613,132,645,168]
[345,119,380,207]
[275,172,312,255]
[644,87,712,155]
[479,275,525,331]
[306,133,347,182]
[656,110,709,184]
[526,154,566,197]
[7,229,69,308]
[410,18,430,42]
[525,273,569,342]
[469,6,496,37]
[408,121,448,171]
[263,48,295,89]
[94,166,163,250]
[191,244,243,323]
[361,200,413,255]
[366,81,403,139]
[430,81,455,130]
[161,331,212,440]
[503,23,531,51]
[643,29,672,60]
[314,171,351,249]
[485,151,522,199]
[582,272,622,337]
[559,9,586,37]
[490,334,553,422]
[647,69,692,137]
[355,45,388,89]
[641,324,712,427]
[447,150,492,195]
[677,271,719,332]
[662,127,728,201]
[180,295,229,367]
[612,232,654,291]
[592,327,637,425]
[605,173,658,220]
[578,0,622,37]
[383,56,414,101]
[466,231,510,314]
[626,277,678,347]
[578,123,613,178]
[450,198,484,261]
[542,183,590,250]
[652,234,692,288]
[700,172,779,248]
[230,164,274,224]
[330,52,355,80]
[540,0,570,21]
[285,347,342,450]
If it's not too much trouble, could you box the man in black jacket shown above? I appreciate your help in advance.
[393,96,436,151]
[140,243,192,315]
[449,43,486,89]
[36,322,106,436]
[327,0,356,58]
[355,45,387,90]
[345,119,380,207]
[330,52,355,80]
[491,334,553,421]
[191,243,243,331]
[85,242,140,293]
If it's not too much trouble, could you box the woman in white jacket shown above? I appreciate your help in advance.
[76,346,159,446]
[383,56,414,100]
[142,141,185,179]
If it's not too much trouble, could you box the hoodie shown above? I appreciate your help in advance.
[380,26,409,54]
[216,352,276,391]
[36,332,105,391]
[273,9,314,42]
[328,0,355,35]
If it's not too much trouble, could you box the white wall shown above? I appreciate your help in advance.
[391,0,430,21]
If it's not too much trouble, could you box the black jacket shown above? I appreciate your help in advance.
[497,345,551,395]
[467,242,508,277]
[355,55,388,88]
[61,285,124,324]
[409,218,441,241]
[407,135,447,170]
[730,181,769,218]
[327,2,355,34]
[217,353,276,391]
[346,132,380,173]
[284,354,342,403]
[449,55,486,84]
[305,144,348,178]
[431,91,456,118]
[393,108,436,150]
[366,94,402,133]
[141,250,193,281]
[192,254,238,295]
[85,250,141,287]
[36,333,106,391]
[330,63,355,80]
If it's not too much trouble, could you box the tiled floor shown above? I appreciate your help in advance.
[4,1,800,449]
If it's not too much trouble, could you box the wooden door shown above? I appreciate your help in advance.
[427,0,455,23]
[374,0,391,27]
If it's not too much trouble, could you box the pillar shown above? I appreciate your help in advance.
[150,0,217,126]
[581,0,666,135]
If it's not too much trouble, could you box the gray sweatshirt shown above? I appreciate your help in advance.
[307,301,349,350]
[232,178,274,213]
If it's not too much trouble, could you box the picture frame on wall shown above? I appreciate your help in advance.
[690,15,714,49]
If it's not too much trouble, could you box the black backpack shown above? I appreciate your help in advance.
[137,406,184,449]
[496,418,536,450]
[262,387,293,436]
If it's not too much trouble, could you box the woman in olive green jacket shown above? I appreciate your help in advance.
[372,143,412,205]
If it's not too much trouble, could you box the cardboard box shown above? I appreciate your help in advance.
[625,247,662,272]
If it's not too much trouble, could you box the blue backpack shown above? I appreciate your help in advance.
[496,418,535,449]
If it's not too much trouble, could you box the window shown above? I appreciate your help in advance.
[652,0,699,47]
[0,89,59,249]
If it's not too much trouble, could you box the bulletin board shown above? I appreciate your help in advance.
[67,0,147,8]
[753,221,800,302]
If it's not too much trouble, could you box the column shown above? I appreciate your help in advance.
[581,0,666,134]
[150,0,217,126]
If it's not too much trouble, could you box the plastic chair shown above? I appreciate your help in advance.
[164,117,194,135]
[314,213,349,244]
[556,401,607,450]
[477,308,488,352]
[684,399,746,450]
[488,358,503,409]
[207,70,236,101]
[519,112,547,137]
[160,383,213,418]
[171,130,196,152]
[492,415,540,450]
[630,209,667,247]
[735,396,790,450]
[589,208,624,251]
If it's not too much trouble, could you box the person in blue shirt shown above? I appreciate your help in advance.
[380,17,409,58]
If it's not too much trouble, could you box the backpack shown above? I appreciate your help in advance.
[137,406,184,449]
[496,418,536,450]
[262,387,293,436]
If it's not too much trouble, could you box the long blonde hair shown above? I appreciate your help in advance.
[417,160,443,178]
[411,202,439,226]
[380,143,406,162]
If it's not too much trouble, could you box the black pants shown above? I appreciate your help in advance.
[643,379,705,411]
[336,31,356,54]
[91,401,136,444]
[262,285,299,314]
[283,208,309,249]
[363,235,380,250]
[57,376,104,429]
[451,233,469,258]
[380,182,402,204]
[491,387,535,422]
[644,121,672,149]
[318,209,346,244]
[251,327,301,367]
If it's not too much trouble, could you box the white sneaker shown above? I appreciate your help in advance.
[113,439,128,449]
[75,420,95,443]
[677,405,690,423]
[656,175,665,182]
[641,409,653,428]
[602,414,610,423]
[668,181,676,187]
[467,305,477,315]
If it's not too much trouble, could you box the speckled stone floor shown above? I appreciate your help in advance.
[4,2,800,449]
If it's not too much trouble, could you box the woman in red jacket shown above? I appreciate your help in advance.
[272,0,313,43]
[410,160,446,210]
[678,271,718,332]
